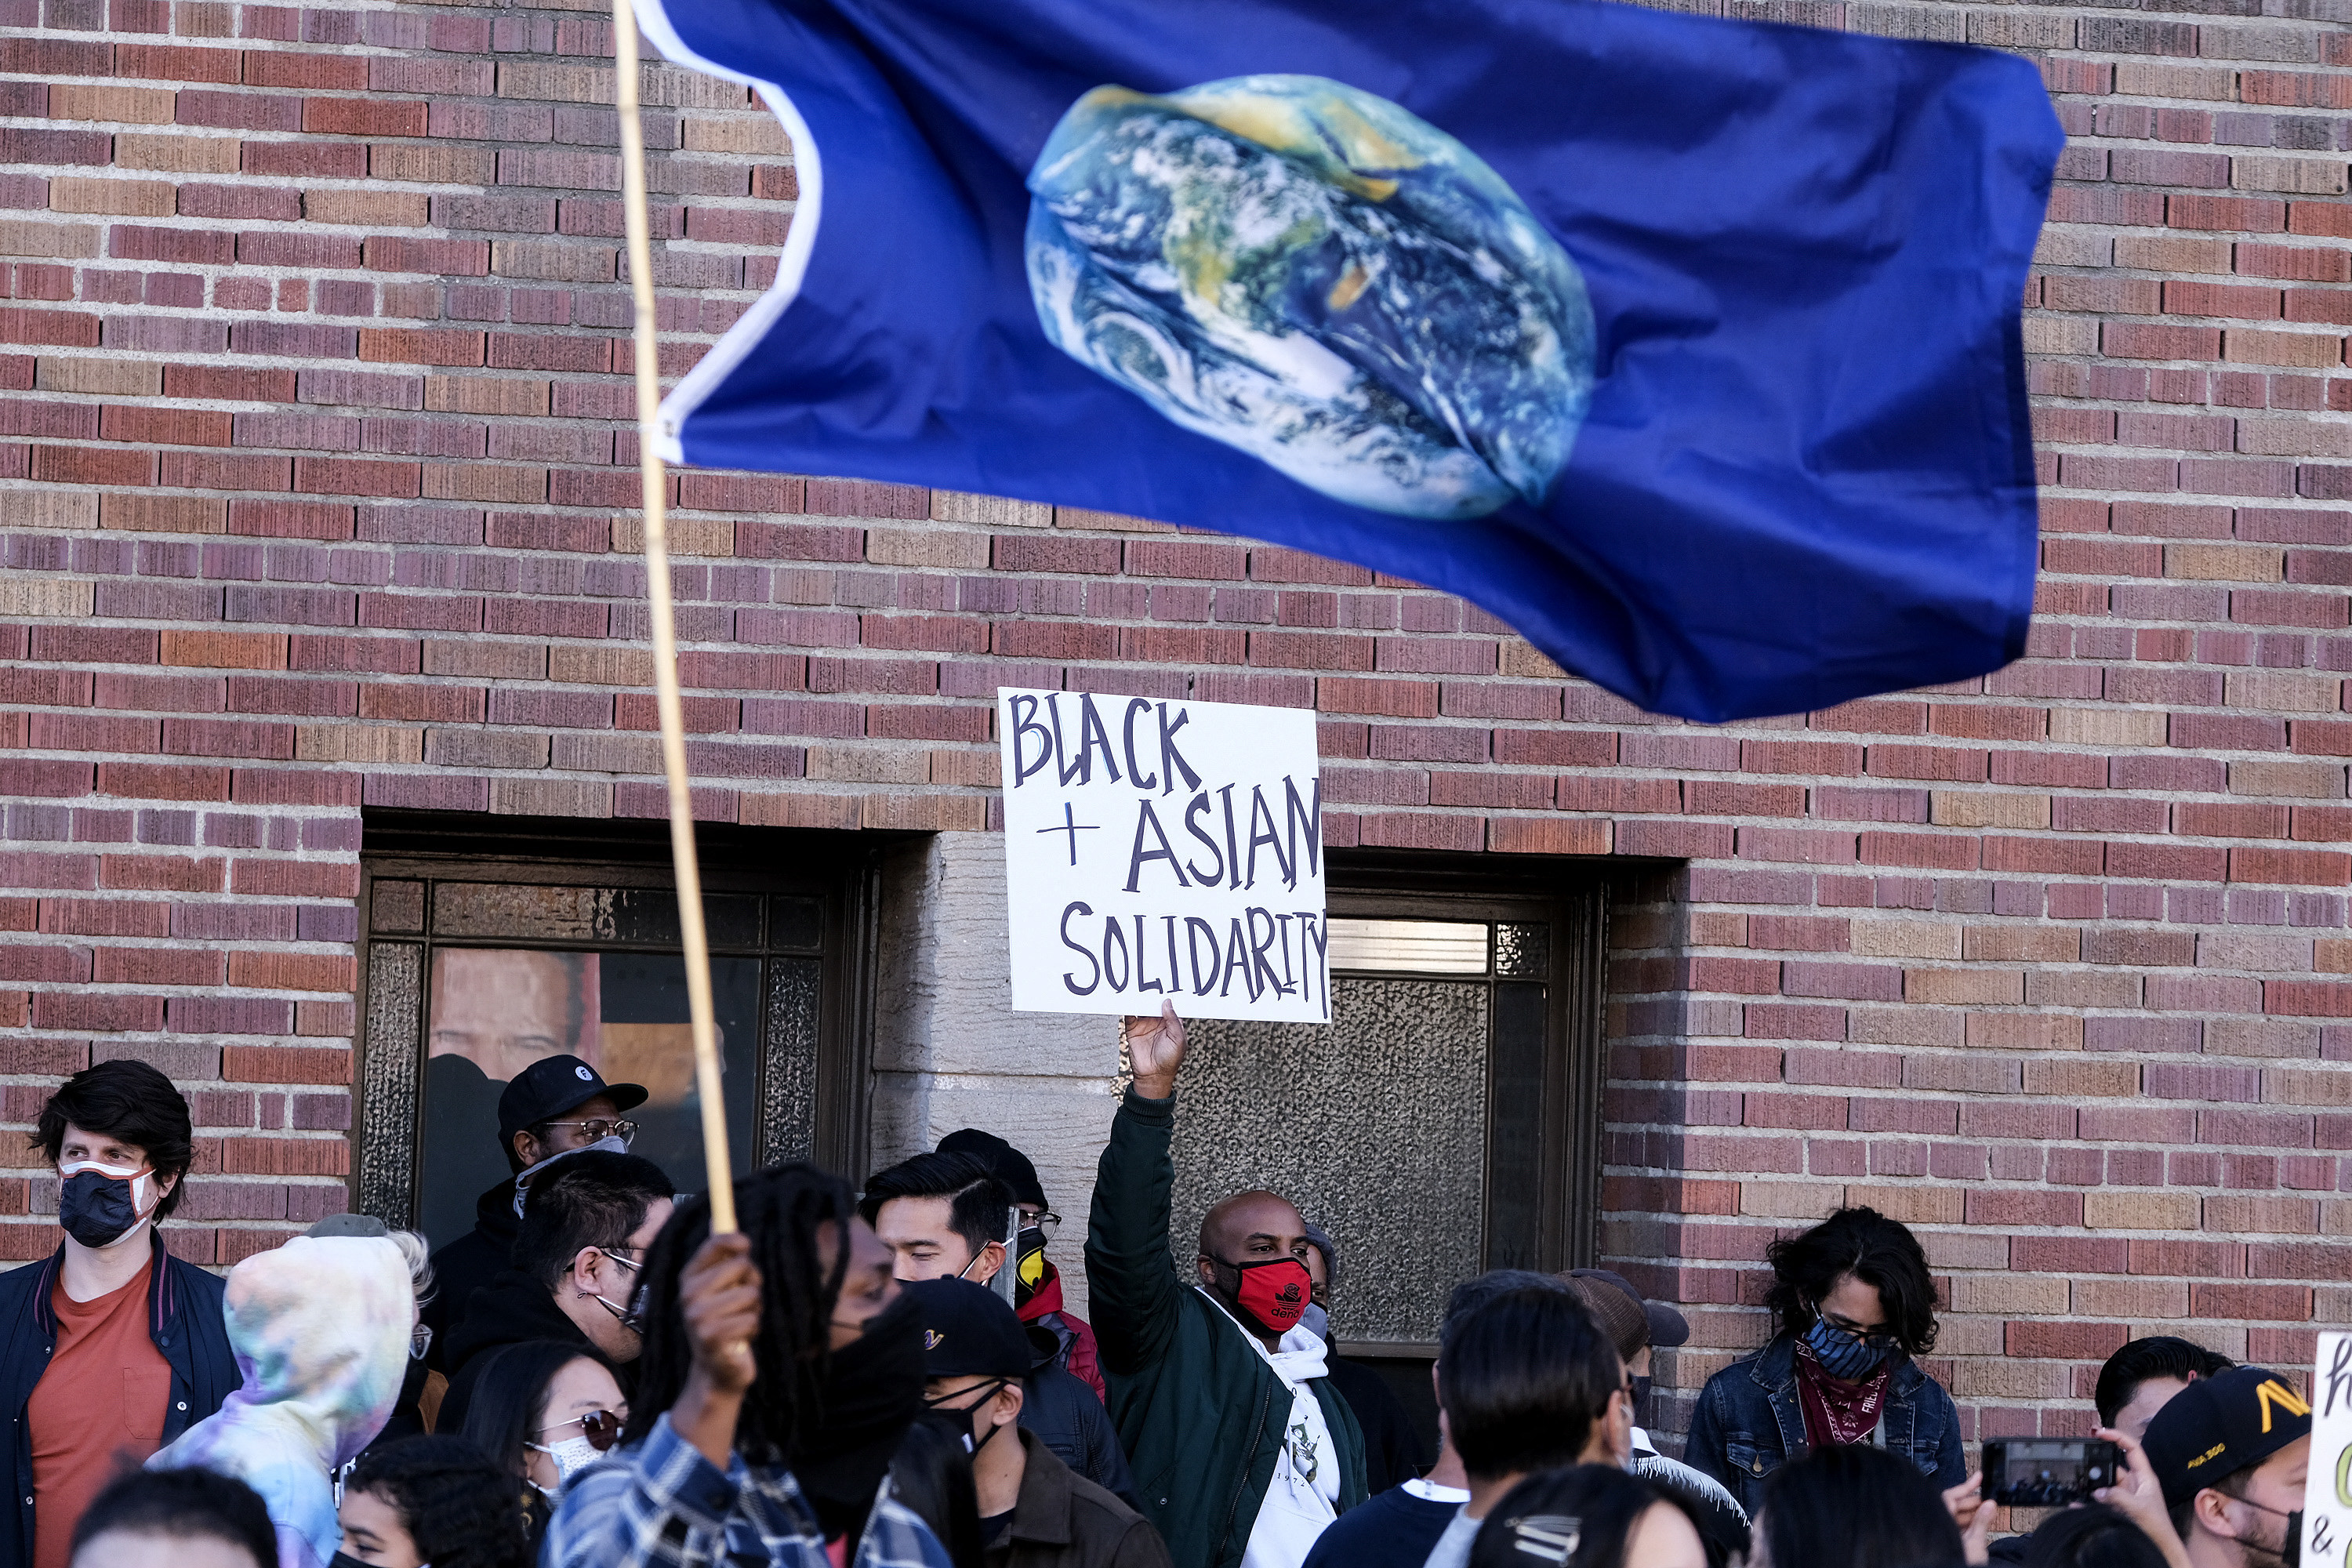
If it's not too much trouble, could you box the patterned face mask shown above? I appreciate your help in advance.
[1803,1315,1893,1381]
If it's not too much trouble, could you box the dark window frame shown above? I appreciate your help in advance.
[1321,848,1613,1356]
[352,810,909,1228]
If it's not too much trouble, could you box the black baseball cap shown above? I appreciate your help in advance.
[909,1277,1033,1380]
[1569,1268,1691,1352]
[938,1127,1048,1211]
[2141,1364,2313,1506]
[495,1054,648,1146]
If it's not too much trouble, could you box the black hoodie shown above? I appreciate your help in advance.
[421,1177,522,1374]
[434,1265,603,1436]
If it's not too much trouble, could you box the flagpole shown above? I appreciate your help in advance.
[613,0,737,1236]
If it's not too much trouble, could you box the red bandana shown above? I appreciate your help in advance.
[1794,1336,1893,1448]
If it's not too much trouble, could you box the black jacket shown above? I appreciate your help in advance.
[0,1234,238,1568]
[434,1266,598,1436]
[1322,1354,1425,1494]
[1020,1344,1140,1511]
[422,1179,521,1372]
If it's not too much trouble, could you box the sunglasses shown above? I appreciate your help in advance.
[537,1409,626,1453]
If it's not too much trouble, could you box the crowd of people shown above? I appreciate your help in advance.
[2,1004,2313,1568]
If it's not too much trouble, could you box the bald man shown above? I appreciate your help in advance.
[1085,1004,1368,1568]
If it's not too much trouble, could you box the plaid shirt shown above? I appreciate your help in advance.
[541,1413,953,1568]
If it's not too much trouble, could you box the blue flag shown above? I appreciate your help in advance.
[640,0,2061,722]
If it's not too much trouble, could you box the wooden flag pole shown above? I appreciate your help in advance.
[613,0,737,1236]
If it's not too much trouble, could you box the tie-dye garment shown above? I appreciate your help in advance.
[149,1236,414,1568]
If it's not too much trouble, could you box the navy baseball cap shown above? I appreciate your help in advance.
[495,1054,648,1145]
[2142,1364,2313,1506]
[909,1277,1033,1380]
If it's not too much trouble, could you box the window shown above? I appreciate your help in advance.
[356,813,891,1246]
[1166,851,1609,1450]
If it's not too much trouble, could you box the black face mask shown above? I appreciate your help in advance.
[918,1379,1013,1458]
[58,1169,146,1250]
[789,1289,927,1541]
[1631,1374,1653,1424]
[333,1553,391,1568]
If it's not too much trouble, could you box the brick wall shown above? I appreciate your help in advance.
[0,0,2346,1445]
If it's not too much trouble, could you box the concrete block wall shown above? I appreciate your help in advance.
[0,0,2341,1443]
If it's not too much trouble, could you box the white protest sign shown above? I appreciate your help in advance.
[2305,1332,2350,1566]
[997,688,1329,1022]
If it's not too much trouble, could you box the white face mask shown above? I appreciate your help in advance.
[527,1436,602,1489]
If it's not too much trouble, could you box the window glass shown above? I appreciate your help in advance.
[416,948,760,1248]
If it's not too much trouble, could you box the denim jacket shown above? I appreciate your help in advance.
[1682,1333,1966,1515]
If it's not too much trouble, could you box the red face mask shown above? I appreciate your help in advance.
[1216,1256,1312,1337]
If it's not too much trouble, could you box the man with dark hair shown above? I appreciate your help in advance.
[909,1277,1168,1568]
[0,1060,238,1568]
[862,1150,1016,1285]
[544,1161,949,1567]
[938,1127,1105,1400]
[2099,1336,2236,1439]
[1685,1206,1963,1513]
[1087,1005,1368,1568]
[70,1465,277,1568]
[1561,1271,1746,1566]
[436,1149,674,1433]
[1300,1272,1565,1568]
[423,1055,649,1370]
[2141,1365,2310,1568]
[1986,1336,2239,1565]
[864,1150,1138,1504]
[1421,1285,1631,1568]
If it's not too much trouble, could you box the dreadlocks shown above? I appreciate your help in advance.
[623,1160,857,1465]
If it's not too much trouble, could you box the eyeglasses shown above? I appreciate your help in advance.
[600,1247,641,1274]
[1813,1312,1900,1352]
[1022,1211,1062,1242]
[543,1119,638,1145]
[536,1410,626,1453]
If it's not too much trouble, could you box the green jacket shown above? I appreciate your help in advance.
[1083,1091,1368,1568]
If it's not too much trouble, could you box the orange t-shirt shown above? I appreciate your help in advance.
[29,1257,172,1568]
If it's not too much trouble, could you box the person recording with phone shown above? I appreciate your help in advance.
[0,1061,238,1568]
[1085,1003,1368,1568]
[1683,1207,1966,1516]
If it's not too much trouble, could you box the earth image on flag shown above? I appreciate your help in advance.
[1025,74,1596,521]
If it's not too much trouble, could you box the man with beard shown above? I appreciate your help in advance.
[2141,1365,2310,1568]
[1086,1004,1368,1568]
[543,1161,949,1568]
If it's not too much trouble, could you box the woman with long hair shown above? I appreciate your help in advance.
[458,1339,627,1548]
[1682,1207,1967,1515]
